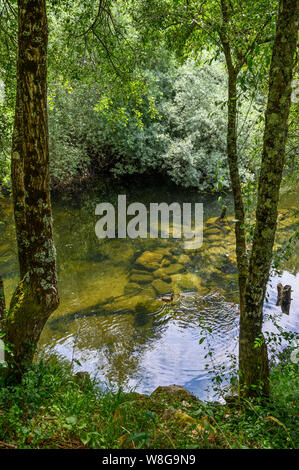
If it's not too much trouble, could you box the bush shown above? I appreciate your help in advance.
[48,57,258,190]
[0,79,12,194]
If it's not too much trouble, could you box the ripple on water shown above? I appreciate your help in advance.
[1,189,298,400]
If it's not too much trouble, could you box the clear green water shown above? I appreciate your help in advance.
[0,185,298,400]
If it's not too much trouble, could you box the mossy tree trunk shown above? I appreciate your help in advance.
[220,35,248,316]
[239,0,298,397]
[4,0,59,376]
[11,81,28,279]
[219,0,297,397]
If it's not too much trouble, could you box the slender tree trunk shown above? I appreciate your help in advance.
[225,70,248,315]
[220,1,248,315]
[4,0,59,376]
[239,0,298,398]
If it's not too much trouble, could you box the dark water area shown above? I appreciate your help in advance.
[0,185,298,401]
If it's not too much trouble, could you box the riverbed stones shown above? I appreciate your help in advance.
[205,232,224,242]
[170,273,200,292]
[130,271,154,284]
[207,245,227,257]
[163,263,186,275]
[102,240,135,266]
[161,257,171,267]
[134,249,168,271]
[153,263,185,279]
[152,278,172,295]
[205,216,220,227]
[140,285,156,299]
[178,254,191,264]
[216,256,238,274]
[124,282,141,295]
[123,211,243,305]
[226,249,237,265]
[152,270,172,283]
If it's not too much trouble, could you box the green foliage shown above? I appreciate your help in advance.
[0,355,297,449]
[0,0,17,194]
[0,79,13,194]
[0,0,290,194]
[48,55,258,190]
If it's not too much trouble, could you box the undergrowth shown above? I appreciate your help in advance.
[0,356,297,449]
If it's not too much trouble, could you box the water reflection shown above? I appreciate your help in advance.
[0,186,298,400]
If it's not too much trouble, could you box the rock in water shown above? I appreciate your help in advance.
[130,271,154,284]
[152,279,172,295]
[135,251,165,271]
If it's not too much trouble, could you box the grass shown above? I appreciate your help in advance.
[0,356,298,449]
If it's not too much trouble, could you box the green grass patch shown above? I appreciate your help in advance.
[0,356,297,449]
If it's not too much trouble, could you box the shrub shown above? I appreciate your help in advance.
[48,58,259,190]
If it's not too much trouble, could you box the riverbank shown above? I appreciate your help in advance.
[0,356,297,449]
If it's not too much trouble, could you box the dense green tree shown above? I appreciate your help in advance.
[47,56,259,189]
[0,0,17,192]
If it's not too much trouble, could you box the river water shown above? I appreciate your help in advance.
[0,185,298,400]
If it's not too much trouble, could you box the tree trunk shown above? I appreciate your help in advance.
[219,5,248,315]
[226,71,248,315]
[4,0,59,377]
[239,0,298,398]
[11,84,28,279]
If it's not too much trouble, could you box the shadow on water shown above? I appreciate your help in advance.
[0,184,298,400]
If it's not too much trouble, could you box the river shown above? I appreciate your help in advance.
[0,184,298,400]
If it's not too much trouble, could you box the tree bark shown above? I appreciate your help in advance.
[239,0,298,398]
[220,0,248,316]
[11,84,28,279]
[225,70,248,315]
[4,0,59,376]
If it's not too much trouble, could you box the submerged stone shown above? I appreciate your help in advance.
[101,240,135,265]
[163,263,186,275]
[152,266,171,280]
[207,245,227,257]
[178,254,191,264]
[205,216,220,226]
[124,282,141,295]
[216,256,238,274]
[171,273,196,291]
[152,278,172,295]
[205,232,222,242]
[161,257,171,267]
[130,272,154,284]
[135,250,165,271]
